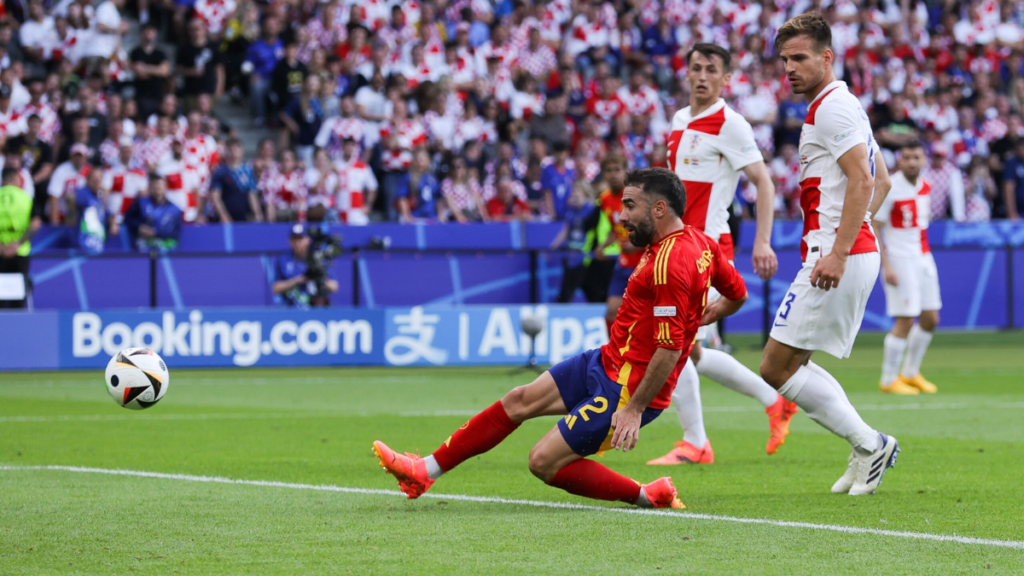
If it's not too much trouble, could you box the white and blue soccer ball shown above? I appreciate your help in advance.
[104,348,170,410]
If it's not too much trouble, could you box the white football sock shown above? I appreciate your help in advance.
[901,324,934,378]
[423,455,444,480]
[806,360,852,406]
[672,358,708,447]
[881,334,908,385]
[778,365,880,454]
[696,348,779,408]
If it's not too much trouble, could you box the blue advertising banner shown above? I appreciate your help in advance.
[382,305,607,367]
[57,308,385,369]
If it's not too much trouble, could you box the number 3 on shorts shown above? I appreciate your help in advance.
[779,292,796,320]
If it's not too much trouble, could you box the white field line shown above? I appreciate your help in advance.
[2,402,1023,423]
[1,464,1022,550]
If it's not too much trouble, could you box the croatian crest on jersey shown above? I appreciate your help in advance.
[688,134,702,152]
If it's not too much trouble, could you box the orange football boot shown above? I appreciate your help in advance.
[646,440,714,465]
[641,477,686,509]
[372,440,435,499]
[900,374,938,394]
[765,395,799,455]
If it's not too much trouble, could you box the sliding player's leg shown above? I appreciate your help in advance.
[373,369,567,499]
[529,424,681,508]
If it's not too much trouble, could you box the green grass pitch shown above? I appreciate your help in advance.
[2,331,1023,575]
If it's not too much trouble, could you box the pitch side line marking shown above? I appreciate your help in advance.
[3,402,1024,423]
[1,465,1022,550]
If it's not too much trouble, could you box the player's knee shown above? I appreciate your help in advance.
[501,386,530,421]
[527,446,557,482]
[920,311,939,331]
[759,358,785,389]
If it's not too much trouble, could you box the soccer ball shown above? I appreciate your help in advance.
[104,348,170,410]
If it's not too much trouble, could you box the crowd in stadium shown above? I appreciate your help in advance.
[3,0,1024,250]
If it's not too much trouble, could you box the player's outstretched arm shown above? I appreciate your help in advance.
[700,292,749,327]
[610,347,682,452]
[744,161,778,281]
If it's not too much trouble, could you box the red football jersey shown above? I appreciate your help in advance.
[600,226,747,410]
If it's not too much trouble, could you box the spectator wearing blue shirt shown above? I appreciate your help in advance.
[551,180,600,303]
[541,142,577,220]
[399,149,442,222]
[777,92,808,148]
[1001,139,1024,220]
[209,138,263,223]
[272,224,338,308]
[279,75,323,166]
[125,175,183,252]
[244,16,284,126]
[67,164,117,255]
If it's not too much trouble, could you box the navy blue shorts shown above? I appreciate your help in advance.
[549,348,663,456]
[607,262,633,298]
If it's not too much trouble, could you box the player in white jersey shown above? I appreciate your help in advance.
[873,141,941,395]
[648,43,799,466]
[759,13,899,496]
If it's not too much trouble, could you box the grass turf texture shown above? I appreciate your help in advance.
[1,331,1023,575]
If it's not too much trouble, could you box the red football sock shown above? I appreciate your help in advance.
[547,459,642,504]
[432,401,520,472]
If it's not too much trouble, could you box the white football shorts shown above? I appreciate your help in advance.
[770,251,880,359]
[882,252,942,318]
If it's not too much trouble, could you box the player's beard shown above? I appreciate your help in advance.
[625,211,655,247]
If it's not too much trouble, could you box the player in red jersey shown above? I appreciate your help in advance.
[373,168,749,509]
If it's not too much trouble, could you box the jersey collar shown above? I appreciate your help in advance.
[688,98,726,121]
[809,80,847,106]
[653,226,688,246]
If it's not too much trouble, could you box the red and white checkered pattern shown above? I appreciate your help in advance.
[259,167,308,211]
[441,177,482,212]
[193,0,237,35]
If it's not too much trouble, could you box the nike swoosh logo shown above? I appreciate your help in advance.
[774,322,787,328]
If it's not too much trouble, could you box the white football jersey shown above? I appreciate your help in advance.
[797,80,880,261]
[874,171,932,258]
[667,99,762,258]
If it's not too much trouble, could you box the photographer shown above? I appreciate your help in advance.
[272,224,338,308]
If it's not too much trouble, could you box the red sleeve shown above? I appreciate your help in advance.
[651,242,692,350]
[710,240,747,301]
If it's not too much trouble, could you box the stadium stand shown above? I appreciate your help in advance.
[4,0,1024,241]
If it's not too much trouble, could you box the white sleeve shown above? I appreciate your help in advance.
[47,167,66,197]
[717,114,763,171]
[814,99,868,160]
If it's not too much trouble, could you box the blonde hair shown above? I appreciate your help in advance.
[775,12,832,54]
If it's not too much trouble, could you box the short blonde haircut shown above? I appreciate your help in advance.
[775,12,832,54]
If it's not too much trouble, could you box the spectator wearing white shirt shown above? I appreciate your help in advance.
[86,0,126,71]
[19,0,57,78]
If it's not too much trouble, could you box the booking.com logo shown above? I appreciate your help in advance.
[71,311,374,367]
